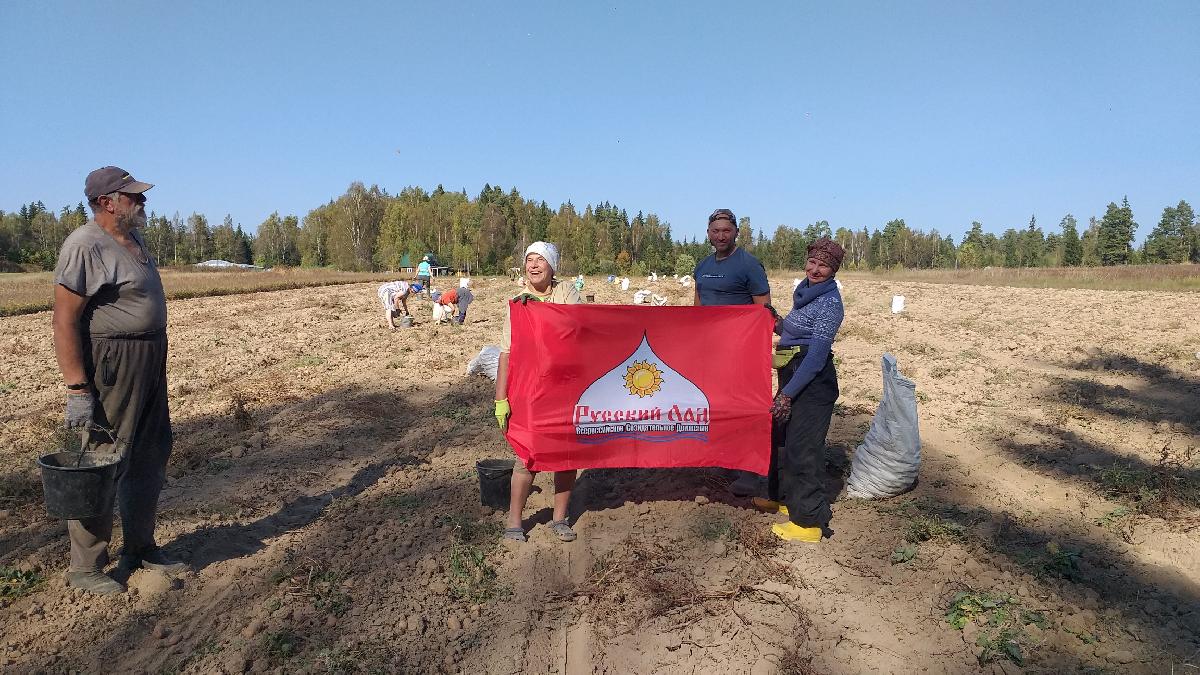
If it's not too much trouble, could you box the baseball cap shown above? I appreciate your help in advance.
[84,166,154,200]
[708,208,736,225]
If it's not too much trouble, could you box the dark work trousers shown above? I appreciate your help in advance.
[68,331,172,571]
[768,347,839,528]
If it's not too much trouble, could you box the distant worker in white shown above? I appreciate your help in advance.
[377,280,421,329]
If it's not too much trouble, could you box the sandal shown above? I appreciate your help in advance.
[503,527,526,542]
[549,520,577,542]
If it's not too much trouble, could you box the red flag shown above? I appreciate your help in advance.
[505,303,773,473]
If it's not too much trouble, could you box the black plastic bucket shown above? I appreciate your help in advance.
[37,451,123,520]
[476,459,514,509]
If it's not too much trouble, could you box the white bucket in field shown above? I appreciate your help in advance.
[891,295,905,313]
[621,278,630,291]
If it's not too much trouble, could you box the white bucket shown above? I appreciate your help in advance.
[891,295,905,313]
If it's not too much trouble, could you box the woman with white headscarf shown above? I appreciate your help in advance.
[495,241,581,542]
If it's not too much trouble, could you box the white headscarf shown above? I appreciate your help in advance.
[524,241,560,275]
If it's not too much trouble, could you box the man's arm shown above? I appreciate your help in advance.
[751,293,770,306]
[52,284,89,386]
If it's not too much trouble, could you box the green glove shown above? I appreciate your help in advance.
[513,293,543,305]
[494,399,511,431]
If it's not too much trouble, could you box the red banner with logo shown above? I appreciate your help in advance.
[505,303,773,473]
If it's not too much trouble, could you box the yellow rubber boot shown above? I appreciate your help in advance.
[751,497,789,516]
[771,522,822,543]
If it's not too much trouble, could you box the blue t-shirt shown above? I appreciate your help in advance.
[693,248,770,305]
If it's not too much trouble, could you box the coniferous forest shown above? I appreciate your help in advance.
[2,183,1197,275]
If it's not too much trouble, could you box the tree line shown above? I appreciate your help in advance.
[2,184,1197,274]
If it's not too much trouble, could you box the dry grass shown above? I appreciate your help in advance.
[839,264,1200,292]
[0,267,399,316]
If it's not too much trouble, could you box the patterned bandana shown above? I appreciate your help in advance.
[807,238,844,273]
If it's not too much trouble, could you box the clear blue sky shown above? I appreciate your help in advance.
[2,1,1197,244]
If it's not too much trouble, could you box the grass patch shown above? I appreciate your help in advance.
[381,493,426,520]
[891,543,918,564]
[1095,446,1200,518]
[0,470,42,506]
[1013,541,1084,582]
[838,320,884,342]
[440,513,508,603]
[905,515,968,543]
[264,629,303,662]
[1094,506,1132,528]
[291,355,326,368]
[689,512,739,541]
[0,566,46,599]
[447,542,508,603]
[438,512,501,545]
[945,588,1048,666]
[229,392,253,431]
[270,551,351,616]
[205,458,234,474]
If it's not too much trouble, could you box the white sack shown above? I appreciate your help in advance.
[846,353,921,499]
[466,345,502,380]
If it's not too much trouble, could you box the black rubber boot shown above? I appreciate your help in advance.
[66,570,124,595]
[122,547,188,575]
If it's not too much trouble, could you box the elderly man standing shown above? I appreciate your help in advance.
[693,208,773,497]
[52,166,185,595]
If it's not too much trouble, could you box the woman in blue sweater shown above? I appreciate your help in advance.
[757,239,845,543]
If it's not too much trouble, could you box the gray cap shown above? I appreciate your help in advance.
[84,166,153,200]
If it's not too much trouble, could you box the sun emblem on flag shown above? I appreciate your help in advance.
[623,360,664,398]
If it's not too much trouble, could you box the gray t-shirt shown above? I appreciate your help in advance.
[54,221,167,337]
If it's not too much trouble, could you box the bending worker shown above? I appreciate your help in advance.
[434,286,473,324]
[377,280,419,329]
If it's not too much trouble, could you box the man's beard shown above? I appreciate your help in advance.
[118,210,147,230]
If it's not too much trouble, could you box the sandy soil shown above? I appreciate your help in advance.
[0,274,1197,674]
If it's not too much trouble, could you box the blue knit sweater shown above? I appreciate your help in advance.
[776,281,844,398]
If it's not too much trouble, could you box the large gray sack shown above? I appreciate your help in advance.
[846,353,921,499]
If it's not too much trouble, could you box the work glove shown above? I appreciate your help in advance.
[770,392,792,424]
[494,399,511,431]
[65,391,95,430]
[513,293,542,305]
[765,303,783,335]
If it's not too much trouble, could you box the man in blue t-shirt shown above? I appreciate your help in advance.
[693,208,772,497]
[693,208,770,306]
